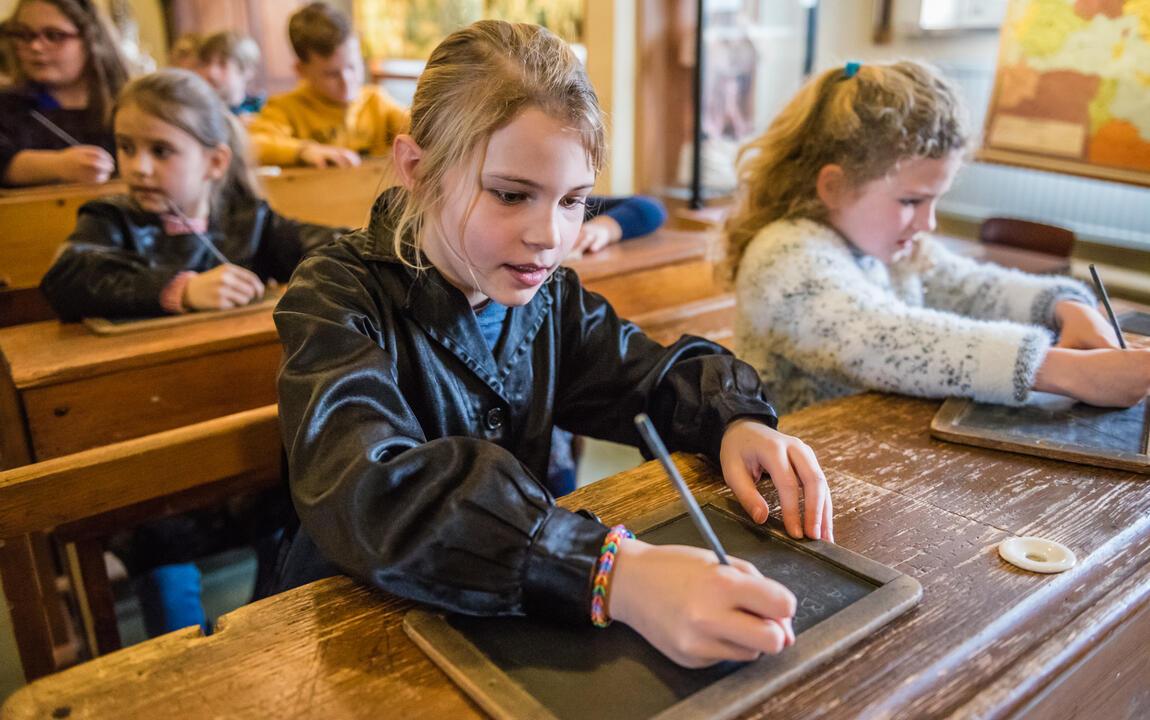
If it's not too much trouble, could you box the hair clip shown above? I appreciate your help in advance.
[844,61,861,78]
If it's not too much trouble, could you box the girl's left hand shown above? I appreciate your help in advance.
[1055,300,1123,349]
[719,419,833,541]
[570,215,623,257]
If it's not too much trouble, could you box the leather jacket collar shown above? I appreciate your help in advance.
[359,186,556,390]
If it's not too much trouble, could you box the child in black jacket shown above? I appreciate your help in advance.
[273,20,834,669]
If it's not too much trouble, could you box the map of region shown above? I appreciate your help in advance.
[983,0,1150,183]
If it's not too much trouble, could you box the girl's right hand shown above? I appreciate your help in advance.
[1034,347,1150,407]
[608,538,796,668]
[182,264,265,311]
[53,146,115,184]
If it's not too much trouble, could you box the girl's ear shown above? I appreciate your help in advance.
[205,142,232,182]
[392,134,422,191]
[816,164,848,210]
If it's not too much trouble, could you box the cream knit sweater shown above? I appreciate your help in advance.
[733,219,1096,415]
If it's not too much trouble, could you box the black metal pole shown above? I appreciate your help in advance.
[803,1,819,77]
[689,0,705,209]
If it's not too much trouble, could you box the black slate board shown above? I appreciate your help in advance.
[404,496,922,720]
[931,394,1150,473]
[1117,311,1150,337]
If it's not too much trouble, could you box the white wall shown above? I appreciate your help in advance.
[815,0,1000,70]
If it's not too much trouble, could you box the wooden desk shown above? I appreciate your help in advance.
[7,392,1146,719]
[0,311,281,467]
[566,228,721,318]
[259,161,395,229]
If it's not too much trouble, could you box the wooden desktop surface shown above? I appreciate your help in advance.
[5,391,1147,720]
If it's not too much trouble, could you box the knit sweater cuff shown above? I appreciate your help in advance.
[1030,281,1096,329]
[970,325,1051,405]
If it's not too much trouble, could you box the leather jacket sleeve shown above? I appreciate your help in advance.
[553,273,778,460]
[276,253,607,624]
[40,203,177,321]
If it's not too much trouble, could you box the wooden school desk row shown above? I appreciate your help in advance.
[0,161,1070,324]
[0,164,1080,686]
[0,220,724,681]
[3,390,1148,720]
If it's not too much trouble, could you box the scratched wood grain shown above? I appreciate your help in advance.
[4,393,1149,719]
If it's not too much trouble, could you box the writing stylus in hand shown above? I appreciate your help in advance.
[166,200,231,266]
[1088,264,1126,350]
[634,413,729,565]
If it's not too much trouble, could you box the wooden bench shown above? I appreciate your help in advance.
[0,181,124,327]
[629,291,736,348]
[0,310,283,682]
[0,404,282,681]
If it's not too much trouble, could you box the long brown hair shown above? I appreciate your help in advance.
[4,0,129,124]
[723,60,970,282]
[390,20,606,268]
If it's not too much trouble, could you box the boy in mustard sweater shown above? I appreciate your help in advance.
[249,2,408,168]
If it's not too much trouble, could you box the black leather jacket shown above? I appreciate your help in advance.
[40,187,342,321]
[273,189,778,624]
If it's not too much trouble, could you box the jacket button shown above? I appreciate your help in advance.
[485,407,505,430]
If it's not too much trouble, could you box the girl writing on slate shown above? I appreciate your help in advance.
[272,20,833,668]
[41,69,342,321]
[726,60,1150,416]
[0,0,128,186]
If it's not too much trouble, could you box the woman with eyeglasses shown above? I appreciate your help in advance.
[1,0,128,187]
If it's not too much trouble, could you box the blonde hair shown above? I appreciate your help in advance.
[390,20,606,267]
[723,60,970,281]
[115,69,260,208]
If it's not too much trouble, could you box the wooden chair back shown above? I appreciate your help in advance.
[0,183,121,292]
[0,404,282,678]
[978,217,1075,258]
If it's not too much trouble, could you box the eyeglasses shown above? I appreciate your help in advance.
[4,27,82,46]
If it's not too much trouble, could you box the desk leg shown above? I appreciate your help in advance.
[0,534,57,681]
[31,533,74,652]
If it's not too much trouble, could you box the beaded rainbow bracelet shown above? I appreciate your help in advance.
[590,524,634,628]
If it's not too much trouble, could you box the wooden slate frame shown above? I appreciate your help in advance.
[81,288,283,335]
[404,495,922,720]
[931,397,1150,474]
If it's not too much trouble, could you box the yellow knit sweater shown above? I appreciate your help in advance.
[249,83,410,167]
